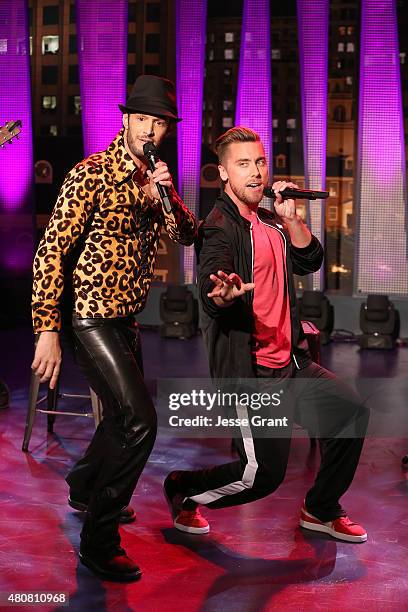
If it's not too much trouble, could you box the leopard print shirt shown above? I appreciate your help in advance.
[32,129,197,333]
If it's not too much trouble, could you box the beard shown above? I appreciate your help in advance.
[126,129,144,159]
[228,181,264,206]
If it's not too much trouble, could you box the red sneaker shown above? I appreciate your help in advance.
[174,509,210,534]
[299,505,367,543]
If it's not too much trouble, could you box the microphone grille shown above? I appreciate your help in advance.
[143,141,157,156]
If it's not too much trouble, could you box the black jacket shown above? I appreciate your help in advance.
[197,192,324,379]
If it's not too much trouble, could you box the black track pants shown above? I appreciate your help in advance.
[179,361,369,522]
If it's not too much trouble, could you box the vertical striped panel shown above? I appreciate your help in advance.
[76,0,128,156]
[175,0,207,284]
[235,0,272,210]
[355,0,407,294]
[297,0,329,290]
[0,0,34,272]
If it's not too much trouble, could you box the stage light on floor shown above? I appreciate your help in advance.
[298,290,334,345]
[159,285,198,339]
[359,294,400,349]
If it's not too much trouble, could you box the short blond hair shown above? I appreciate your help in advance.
[215,126,260,163]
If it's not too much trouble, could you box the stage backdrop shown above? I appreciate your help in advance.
[0,0,36,324]
[0,0,35,278]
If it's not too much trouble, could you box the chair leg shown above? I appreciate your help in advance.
[22,372,41,452]
[47,382,59,433]
[90,388,103,427]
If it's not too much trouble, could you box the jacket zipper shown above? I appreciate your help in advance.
[256,214,300,370]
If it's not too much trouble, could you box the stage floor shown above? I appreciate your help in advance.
[0,326,407,611]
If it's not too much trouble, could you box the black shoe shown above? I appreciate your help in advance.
[79,545,141,582]
[68,494,136,524]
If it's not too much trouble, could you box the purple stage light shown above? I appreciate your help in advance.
[3,239,33,271]
[0,0,33,211]
[0,0,34,272]
[355,0,408,295]
[175,0,207,284]
[297,0,329,290]
[235,0,272,210]
[76,0,128,157]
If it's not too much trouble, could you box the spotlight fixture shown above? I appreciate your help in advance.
[298,290,334,345]
[159,285,198,339]
[359,294,400,349]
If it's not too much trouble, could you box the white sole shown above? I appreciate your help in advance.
[299,518,367,543]
[174,519,210,534]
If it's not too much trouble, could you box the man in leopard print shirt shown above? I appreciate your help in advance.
[31,75,197,581]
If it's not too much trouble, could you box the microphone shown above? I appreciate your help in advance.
[143,142,173,213]
[264,186,329,200]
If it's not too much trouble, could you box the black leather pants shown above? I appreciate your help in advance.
[66,315,157,553]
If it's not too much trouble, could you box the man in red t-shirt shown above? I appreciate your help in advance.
[164,127,369,544]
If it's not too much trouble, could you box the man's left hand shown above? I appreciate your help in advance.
[146,160,174,201]
[273,180,299,224]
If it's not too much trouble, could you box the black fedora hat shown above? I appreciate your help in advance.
[119,75,181,122]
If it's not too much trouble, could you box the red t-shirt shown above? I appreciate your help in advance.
[242,210,292,368]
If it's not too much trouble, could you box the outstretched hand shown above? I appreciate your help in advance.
[208,270,255,306]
